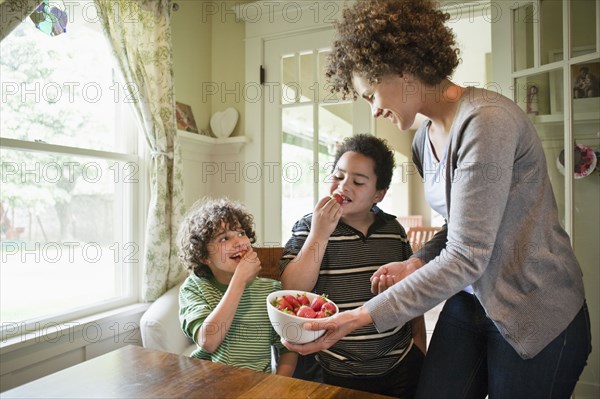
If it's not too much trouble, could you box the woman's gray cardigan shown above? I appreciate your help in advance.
[364,87,585,359]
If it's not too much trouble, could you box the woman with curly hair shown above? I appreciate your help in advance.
[283,1,591,397]
[178,197,297,375]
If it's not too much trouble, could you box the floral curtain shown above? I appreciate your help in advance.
[0,0,41,41]
[96,0,186,301]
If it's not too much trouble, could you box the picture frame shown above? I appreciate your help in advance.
[175,102,199,133]
[571,61,600,100]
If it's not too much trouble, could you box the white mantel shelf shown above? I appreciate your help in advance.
[177,130,247,155]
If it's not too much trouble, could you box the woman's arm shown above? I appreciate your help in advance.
[371,262,427,353]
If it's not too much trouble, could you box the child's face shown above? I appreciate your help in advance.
[330,151,386,217]
[203,222,252,280]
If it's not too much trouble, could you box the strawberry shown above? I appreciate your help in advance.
[310,295,327,312]
[296,293,310,306]
[321,301,337,315]
[296,305,317,319]
[275,297,293,312]
[284,294,301,311]
[332,193,343,204]
[315,310,329,318]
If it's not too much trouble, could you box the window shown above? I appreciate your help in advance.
[279,49,357,244]
[0,3,140,339]
[278,50,412,241]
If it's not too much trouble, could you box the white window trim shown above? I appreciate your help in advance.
[0,0,148,364]
[0,135,145,343]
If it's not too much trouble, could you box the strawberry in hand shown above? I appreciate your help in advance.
[331,193,343,204]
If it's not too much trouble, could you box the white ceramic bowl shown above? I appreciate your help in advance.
[266,290,339,344]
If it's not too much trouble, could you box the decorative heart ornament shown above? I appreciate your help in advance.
[210,107,238,138]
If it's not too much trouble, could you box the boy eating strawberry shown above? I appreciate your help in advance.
[178,197,297,375]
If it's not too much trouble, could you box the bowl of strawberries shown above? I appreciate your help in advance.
[266,290,339,344]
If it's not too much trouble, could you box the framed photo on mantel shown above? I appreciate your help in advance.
[175,102,199,133]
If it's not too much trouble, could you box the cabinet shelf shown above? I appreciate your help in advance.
[534,112,599,125]
[534,114,564,124]
[177,130,247,155]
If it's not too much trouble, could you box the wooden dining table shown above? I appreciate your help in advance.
[2,345,394,398]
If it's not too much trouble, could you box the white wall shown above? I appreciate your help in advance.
[450,14,493,88]
[0,305,147,392]
[179,134,246,208]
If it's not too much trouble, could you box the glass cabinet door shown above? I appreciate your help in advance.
[515,70,564,117]
[512,3,535,71]
[570,0,597,57]
[571,62,599,379]
[540,0,563,65]
[569,1,600,391]
[507,1,599,394]
[515,70,567,226]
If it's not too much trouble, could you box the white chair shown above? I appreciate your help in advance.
[140,281,195,356]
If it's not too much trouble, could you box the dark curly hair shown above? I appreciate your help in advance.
[326,0,460,99]
[332,134,395,190]
[177,197,256,278]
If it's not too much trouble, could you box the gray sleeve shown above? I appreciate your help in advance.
[365,104,522,332]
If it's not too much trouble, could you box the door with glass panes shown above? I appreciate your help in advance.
[264,29,372,245]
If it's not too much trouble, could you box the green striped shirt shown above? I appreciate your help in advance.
[179,275,286,373]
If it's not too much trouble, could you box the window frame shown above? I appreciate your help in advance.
[0,135,144,343]
[0,11,145,341]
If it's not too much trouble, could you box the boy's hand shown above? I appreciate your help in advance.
[311,195,342,240]
[235,247,261,283]
[370,258,425,294]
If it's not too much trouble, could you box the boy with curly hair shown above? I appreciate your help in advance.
[178,197,296,375]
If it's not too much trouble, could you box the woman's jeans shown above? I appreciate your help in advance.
[416,292,591,399]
